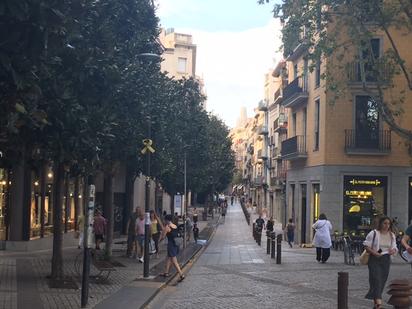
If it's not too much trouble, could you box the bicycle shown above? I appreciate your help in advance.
[343,235,356,265]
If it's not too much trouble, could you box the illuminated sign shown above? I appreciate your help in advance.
[349,179,381,186]
[345,190,372,196]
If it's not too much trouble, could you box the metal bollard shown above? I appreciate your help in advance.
[271,232,276,259]
[252,223,256,240]
[266,231,271,254]
[276,234,282,264]
[337,272,348,309]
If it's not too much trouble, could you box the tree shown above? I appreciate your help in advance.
[260,0,412,140]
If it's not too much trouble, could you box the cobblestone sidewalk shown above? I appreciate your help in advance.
[149,202,412,309]
[0,217,212,309]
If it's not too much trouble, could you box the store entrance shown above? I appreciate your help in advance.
[0,168,9,248]
[301,184,307,243]
[343,175,387,233]
[409,177,412,225]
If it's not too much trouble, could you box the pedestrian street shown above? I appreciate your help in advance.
[148,202,412,309]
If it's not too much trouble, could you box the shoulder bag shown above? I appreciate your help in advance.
[359,230,376,265]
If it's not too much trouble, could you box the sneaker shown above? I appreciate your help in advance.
[138,257,144,263]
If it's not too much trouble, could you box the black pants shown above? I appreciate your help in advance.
[316,247,330,262]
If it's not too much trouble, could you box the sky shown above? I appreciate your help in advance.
[156,0,283,128]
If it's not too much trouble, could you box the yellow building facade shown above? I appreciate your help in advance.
[282,22,412,243]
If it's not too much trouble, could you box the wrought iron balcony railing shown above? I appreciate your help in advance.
[344,129,391,155]
[281,135,307,160]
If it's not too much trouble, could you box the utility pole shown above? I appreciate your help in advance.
[81,176,95,308]
[183,152,187,249]
[141,117,155,278]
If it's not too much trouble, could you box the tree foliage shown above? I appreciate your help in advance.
[260,0,412,140]
[1,0,234,277]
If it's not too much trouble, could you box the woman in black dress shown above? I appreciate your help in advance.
[160,214,185,282]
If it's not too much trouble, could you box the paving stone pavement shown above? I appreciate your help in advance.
[0,216,210,309]
[149,202,412,309]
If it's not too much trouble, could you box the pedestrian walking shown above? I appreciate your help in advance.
[192,208,198,224]
[266,217,274,233]
[173,212,179,226]
[185,215,192,241]
[312,213,332,263]
[285,218,295,248]
[135,209,145,263]
[126,207,139,257]
[230,195,234,205]
[364,216,397,309]
[150,210,162,258]
[160,214,185,282]
[255,214,265,231]
[193,223,199,243]
[93,210,106,250]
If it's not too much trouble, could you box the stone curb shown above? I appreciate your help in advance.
[139,215,221,309]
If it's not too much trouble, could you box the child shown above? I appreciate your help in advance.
[193,223,199,243]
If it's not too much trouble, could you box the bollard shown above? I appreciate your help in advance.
[337,272,348,309]
[271,232,276,259]
[252,223,256,240]
[266,231,271,255]
[276,234,282,264]
[387,279,412,309]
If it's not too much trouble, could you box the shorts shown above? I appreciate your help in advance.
[95,234,104,242]
[137,235,145,248]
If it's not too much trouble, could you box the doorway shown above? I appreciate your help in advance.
[301,184,307,243]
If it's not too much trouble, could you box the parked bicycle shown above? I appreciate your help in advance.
[342,235,356,265]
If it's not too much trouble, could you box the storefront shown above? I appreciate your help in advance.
[343,175,387,233]
[409,177,412,225]
[0,168,9,243]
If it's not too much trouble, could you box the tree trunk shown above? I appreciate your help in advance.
[170,191,175,215]
[74,176,80,230]
[103,171,114,259]
[123,169,135,235]
[51,162,65,280]
[40,164,47,238]
[64,174,69,233]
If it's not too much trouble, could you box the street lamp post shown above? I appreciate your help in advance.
[183,152,187,249]
[143,118,152,278]
[137,52,160,279]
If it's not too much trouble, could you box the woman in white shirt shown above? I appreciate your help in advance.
[363,216,397,309]
[312,213,333,263]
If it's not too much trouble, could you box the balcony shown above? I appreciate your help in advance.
[344,129,391,155]
[282,77,309,108]
[257,149,268,160]
[258,100,268,111]
[271,147,282,160]
[347,61,390,86]
[273,115,287,133]
[274,88,283,105]
[281,135,307,160]
[253,176,267,187]
[258,125,269,135]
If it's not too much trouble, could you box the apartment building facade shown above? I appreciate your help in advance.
[267,62,288,224]
[281,26,412,244]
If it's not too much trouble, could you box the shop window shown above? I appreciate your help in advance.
[0,169,9,241]
[343,175,387,234]
[313,184,320,222]
[409,177,412,225]
[355,96,380,148]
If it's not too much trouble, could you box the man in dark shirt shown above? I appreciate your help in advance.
[255,215,265,232]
